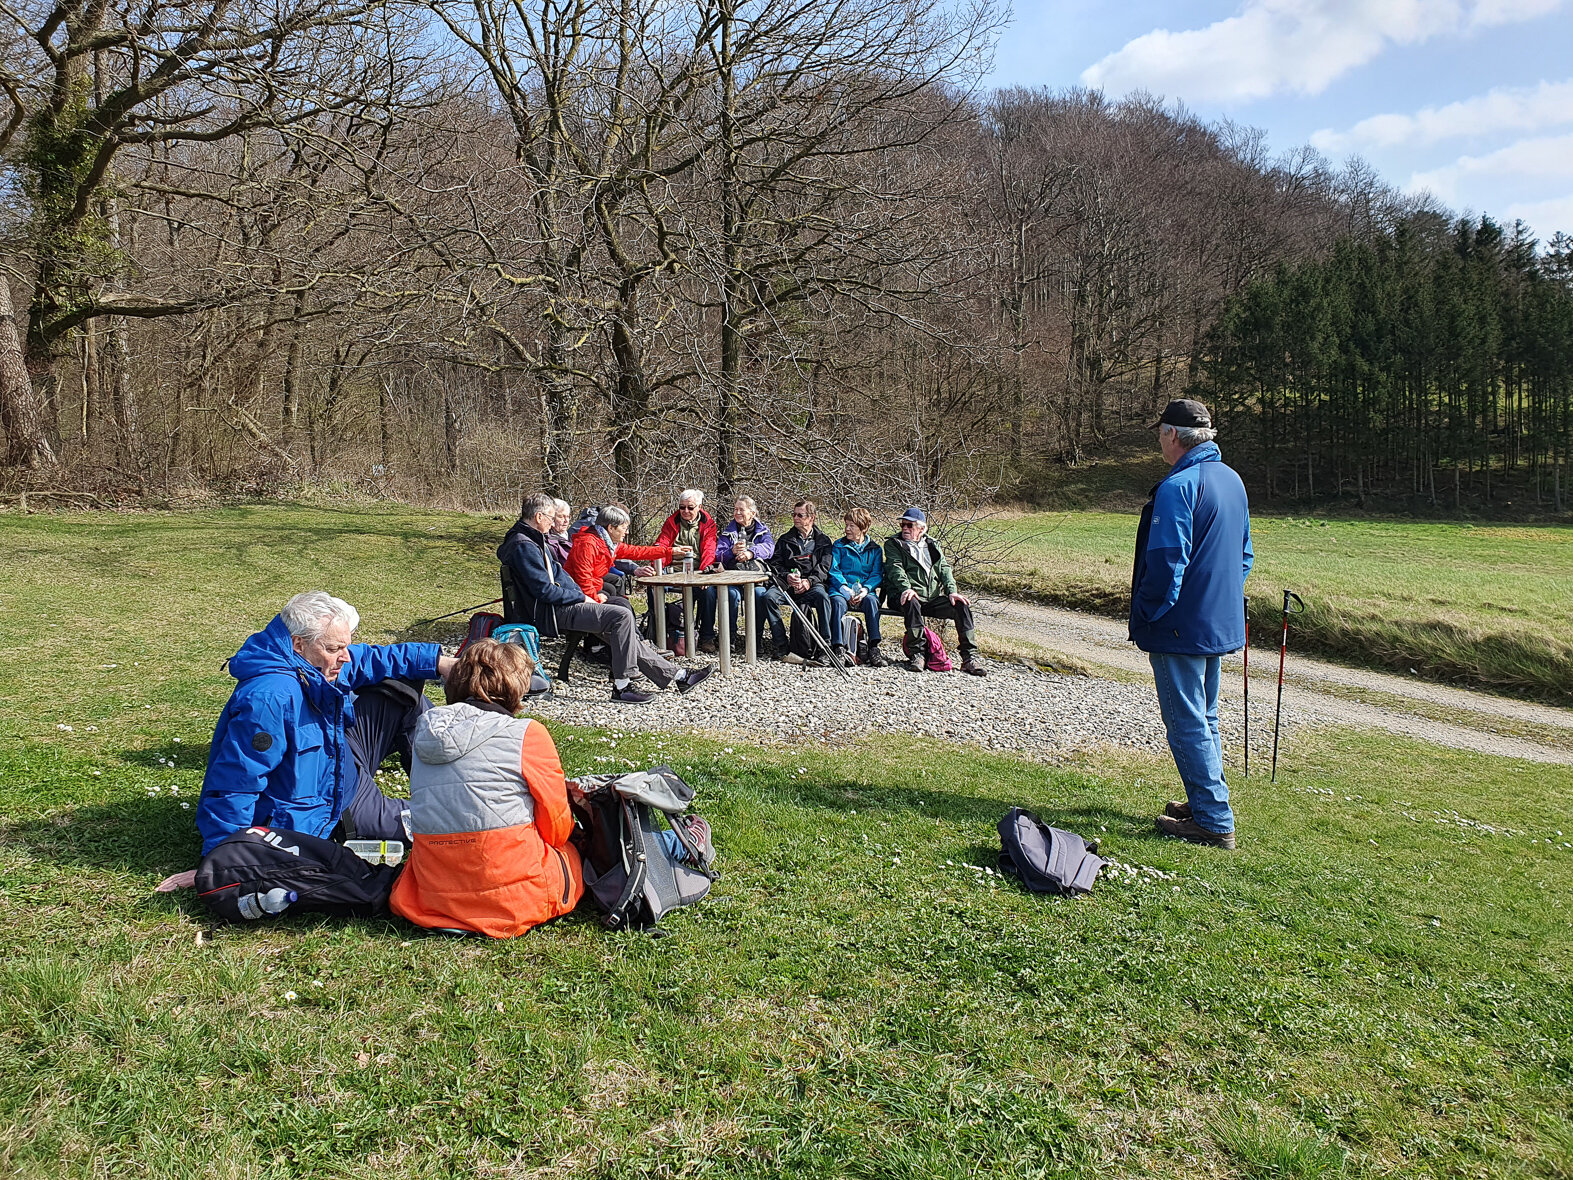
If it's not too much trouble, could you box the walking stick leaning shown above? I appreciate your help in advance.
[1270,590,1306,783]
[411,597,504,629]
[1243,596,1250,779]
[766,568,853,679]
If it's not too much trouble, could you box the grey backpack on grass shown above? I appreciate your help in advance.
[569,766,715,932]
[997,808,1105,895]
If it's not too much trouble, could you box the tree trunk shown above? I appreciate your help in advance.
[0,277,57,471]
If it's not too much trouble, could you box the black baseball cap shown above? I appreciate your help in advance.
[1153,398,1212,429]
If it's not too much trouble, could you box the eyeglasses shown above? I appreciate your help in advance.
[678,504,698,513]
[792,511,812,519]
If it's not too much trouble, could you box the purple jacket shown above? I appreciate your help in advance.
[716,518,775,567]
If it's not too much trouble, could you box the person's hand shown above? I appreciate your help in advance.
[950,592,969,606]
[672,545,694,557]
[437,655,457,680]
[635,564,655,577]
[738,547,752,561]
[850,591,865,606]
[596,592,608,604]
[900,589,918,605]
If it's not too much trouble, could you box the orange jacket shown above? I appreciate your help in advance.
[391,704,584,938]
[564,527,672,599]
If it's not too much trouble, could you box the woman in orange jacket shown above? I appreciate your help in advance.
[390,640,583,938]
[564,503,691,604]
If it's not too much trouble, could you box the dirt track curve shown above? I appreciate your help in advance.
[974,597,1573,766]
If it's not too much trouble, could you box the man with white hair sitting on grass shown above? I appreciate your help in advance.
[195,591,457,855]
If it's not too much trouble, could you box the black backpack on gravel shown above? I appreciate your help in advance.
[997,808,1106,895]
[195,826,402,921]
[568,766,716,932]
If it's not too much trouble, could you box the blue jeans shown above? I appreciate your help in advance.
[1148,652,1234,834]
[828,591,881,649]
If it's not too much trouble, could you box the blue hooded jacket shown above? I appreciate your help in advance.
[829,535,884,599]
[1129,441,1254,655]
[196,616,440,854]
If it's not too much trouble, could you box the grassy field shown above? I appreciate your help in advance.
[967,512,1573,704]
[2,506,1571,1178]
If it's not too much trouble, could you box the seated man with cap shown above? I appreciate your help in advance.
[882,507,986,677]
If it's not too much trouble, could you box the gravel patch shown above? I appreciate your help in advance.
[511,645,1290,761]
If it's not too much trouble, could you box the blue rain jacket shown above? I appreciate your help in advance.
[196,615,440,854]
[1129,441,1254,655]
[829,536,884,599]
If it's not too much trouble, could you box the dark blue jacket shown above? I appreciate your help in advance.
[497,520,585,638]
[1129,442,1254,655]
[196,616,440,854]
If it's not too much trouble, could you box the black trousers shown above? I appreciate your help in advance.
[339,679,431,842]
[902,595,978,659]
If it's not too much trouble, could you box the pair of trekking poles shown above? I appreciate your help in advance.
[1244,589,1304,784]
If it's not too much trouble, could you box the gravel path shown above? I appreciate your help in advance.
[522,646,1272,763]
[973,598,1573,766]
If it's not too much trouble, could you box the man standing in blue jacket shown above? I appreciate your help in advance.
[1130,399,1253,849]
[196,591,456,855]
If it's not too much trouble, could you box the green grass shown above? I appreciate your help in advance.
[2,505,1572,1177]
[969,512,1573,704]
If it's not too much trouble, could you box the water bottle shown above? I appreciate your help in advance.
[237,887,298,920]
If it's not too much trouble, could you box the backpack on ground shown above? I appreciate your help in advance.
[996,808,1105,895]
[902,625,953,672]
[568,766,715,932]
[195,826,402,921]
[458,612,503,654]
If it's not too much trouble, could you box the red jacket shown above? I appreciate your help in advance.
[564,528,672,599]
[656,509,718,569]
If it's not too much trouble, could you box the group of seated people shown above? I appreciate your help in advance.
[501,488,987,685]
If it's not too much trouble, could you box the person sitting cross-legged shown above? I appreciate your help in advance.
[770,499,835,666]
[498,492,713,704]
[883,507,986,677]
[829,507,888,666]
[195,591,459,856]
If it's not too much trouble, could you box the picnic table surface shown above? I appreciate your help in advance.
[640,568,771,673]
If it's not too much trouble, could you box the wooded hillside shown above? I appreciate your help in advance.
[3,0,1570,518]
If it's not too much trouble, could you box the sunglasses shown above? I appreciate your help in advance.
[678,505,698,513]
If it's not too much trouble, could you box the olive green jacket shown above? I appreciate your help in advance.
[882,533,957,606]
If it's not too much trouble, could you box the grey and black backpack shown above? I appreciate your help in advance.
[997,808,1105,895]
[569,766,716,932]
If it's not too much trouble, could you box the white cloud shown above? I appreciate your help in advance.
[1082,0,1569,104]
[1312,79,1573,154]
[1504,194,1573,235]
[1408,132,1573,201]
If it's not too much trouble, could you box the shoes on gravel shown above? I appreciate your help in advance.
[959,658,986,677]
[1155,814,1236,849]
[1164,800,1192,820]
[781,652,806,666]
[610,685,655,704]
[677,665,714,694]
[865,646,889,668]
[699,638,719,654]
[905,653,926,673]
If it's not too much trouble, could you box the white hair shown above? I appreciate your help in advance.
[678,488,704,507]
[552,498,570,516]
[596,504,631,529]
[280,591,359,641]
[1164,424,1218,449]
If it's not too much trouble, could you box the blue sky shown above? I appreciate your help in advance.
[987,0,1573,242]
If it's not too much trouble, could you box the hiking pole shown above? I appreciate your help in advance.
[410,597,503,629]
[1242,595,1250,780]
[766,568,853,679]
[1269,590,1306,783]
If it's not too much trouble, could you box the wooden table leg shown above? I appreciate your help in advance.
[717,583,732,675]
[744,585,757,665]
[682,587,695,655]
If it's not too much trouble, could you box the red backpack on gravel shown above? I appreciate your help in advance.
[902,625,953,672]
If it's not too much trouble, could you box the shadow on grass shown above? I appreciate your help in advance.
[0,795,199,876]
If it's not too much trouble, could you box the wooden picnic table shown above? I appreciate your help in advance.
[639,568,771,674]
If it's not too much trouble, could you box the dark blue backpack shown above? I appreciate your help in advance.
[997,809,1105,894]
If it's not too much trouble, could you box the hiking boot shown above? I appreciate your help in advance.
[1155,814,1236,849]
[1164,800,1192,820]
[959,657,987,678]
[865,645,889,668]
[781,651,807,666]
[610,685,655,704]
[677,665,714,695]
[699,637,719,654]
[905,652,926,673]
